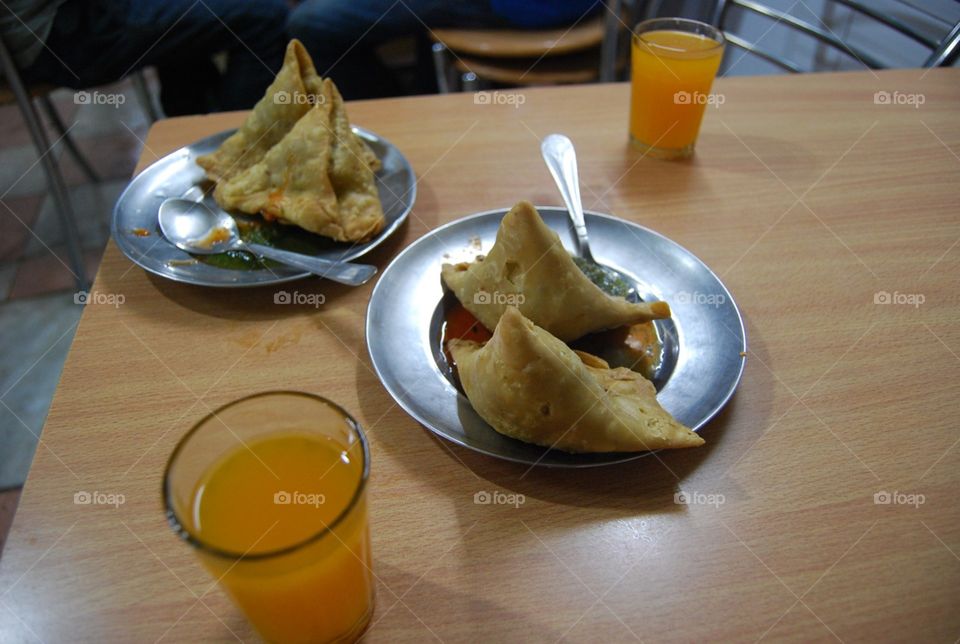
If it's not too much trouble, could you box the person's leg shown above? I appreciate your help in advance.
[125,0,289,113]
[288,0,504,99]
[156,59,221,117]
[20,0,288,113]
[288,0,405,100]
[19,0,130,89]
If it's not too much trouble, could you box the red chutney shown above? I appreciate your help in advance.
[441,301,492,375]
[443,302,492,346]
[440,300,661,381]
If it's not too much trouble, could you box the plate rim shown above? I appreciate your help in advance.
[111,126,416,288]
[365,205,747,468]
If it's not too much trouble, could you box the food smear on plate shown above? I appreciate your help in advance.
[443,300,493,346]
[442,294,661,383]
[440,298,493,381]
[441,200,669,342]
[449,306,701,453]
[570,321,662,381]
[167,258,198,267]
[193,218,316,271]
[191,226,232,250]
[197,39,385,244]
[131,227,150,237]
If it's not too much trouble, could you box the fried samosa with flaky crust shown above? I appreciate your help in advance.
[441,201,670,341]
[212,79,385,243]
[197,39,323,183]
[449,306,702,453]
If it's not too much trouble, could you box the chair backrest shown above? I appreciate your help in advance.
[711,0,960,72]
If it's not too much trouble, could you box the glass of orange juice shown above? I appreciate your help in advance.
[629,17,725,159]
[163,391,373,643]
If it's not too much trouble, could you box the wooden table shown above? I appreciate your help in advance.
[1,69,958,642]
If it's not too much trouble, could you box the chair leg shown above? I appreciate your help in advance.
[600,0,623,82]
[131,69,160,123]
[431,42,452,94]
[460,72,479,92]
[0,39,89,291]
[38,95,99,184]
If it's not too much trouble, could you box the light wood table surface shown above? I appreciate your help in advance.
[1,69,958,643]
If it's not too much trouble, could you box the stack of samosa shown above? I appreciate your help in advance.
[197,40,384,243]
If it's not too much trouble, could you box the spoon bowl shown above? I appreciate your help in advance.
[540,133,640,302]
[158,198,377,286]
[159,198,240,255]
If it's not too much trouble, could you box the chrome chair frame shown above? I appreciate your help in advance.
[0,36,87,289]
[0,38,159,290]
[711,0,960,72]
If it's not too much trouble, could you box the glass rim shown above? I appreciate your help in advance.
[162,390,370,562]
[633,17,726,52]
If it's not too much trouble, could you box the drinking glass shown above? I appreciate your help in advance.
[163,391,373,643]
[629,18,726,159]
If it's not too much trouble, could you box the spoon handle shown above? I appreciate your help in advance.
[245,242,377,286]
[541,133,592,260]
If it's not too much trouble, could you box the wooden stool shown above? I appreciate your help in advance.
[430,14,614,92]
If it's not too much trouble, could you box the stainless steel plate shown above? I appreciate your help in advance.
[111,127,415,287]
[366,207,746,468]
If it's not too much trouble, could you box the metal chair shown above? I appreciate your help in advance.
[599,0,645,81]
[0,37,158,290]
[711,0,960,72]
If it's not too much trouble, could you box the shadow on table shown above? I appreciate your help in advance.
[694,131,818,181]
[366,560,565,640]
[431,399,740,515]
[604,133,818,208]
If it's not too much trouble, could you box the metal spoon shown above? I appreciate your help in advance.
[540,133,639,302]
[158,198,377,286]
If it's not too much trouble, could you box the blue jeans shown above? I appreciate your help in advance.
[288,0,509,99]
[20,0,289,115]
[288,0,601,99]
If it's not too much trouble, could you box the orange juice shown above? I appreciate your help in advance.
[192,433,373,643]
[630,25,724,158]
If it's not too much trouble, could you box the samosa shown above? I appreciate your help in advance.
[197,40,323,183]
[449,306,702,453]
[212,79,385,243]
[442,201,670,341]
